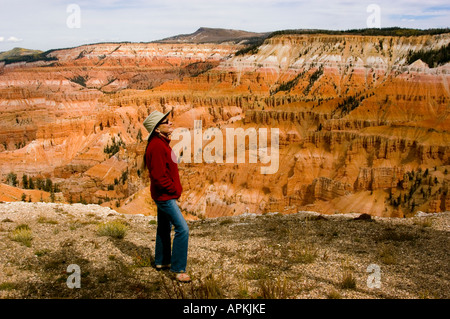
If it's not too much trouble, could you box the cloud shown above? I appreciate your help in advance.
[7,36,23,42]
[0,0,449,51]
[0,36,22,43]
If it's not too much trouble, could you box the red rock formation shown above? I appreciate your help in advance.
[0,34,449,217]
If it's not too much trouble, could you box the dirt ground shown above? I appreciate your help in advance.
[0,202,448,299]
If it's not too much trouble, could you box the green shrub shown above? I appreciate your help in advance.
[97,220,128,239]
[245,266,271,280]
[0,282,17,291]
[10,225,33,247]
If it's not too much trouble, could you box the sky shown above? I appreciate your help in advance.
[0,0,449,52]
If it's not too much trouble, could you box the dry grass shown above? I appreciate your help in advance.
[340,270,357,290]
[413,218,433,228]
[378,243,397,265]
[326,289,342,299]
[37,216,58,225]
[0,282,17,291]
[257,277,292,299]
[287,241,318,264]
[160,272,225,299]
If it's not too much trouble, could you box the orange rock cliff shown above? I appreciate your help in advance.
[0,33,449,218]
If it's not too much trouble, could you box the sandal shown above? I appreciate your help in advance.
[174,272,191,282]
[155,264,171,271]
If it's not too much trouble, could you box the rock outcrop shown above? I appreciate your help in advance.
[0,33,449,218]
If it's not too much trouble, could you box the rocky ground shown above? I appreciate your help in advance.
[0,201,448,299]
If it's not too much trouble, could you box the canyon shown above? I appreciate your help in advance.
[0,30,449,219]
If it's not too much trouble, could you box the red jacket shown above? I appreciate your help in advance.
[145,134,182,201]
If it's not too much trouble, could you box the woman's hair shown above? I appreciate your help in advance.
[142,127,160,171]
[141,115,168,171]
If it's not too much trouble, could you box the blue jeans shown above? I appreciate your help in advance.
[154,199,189,273]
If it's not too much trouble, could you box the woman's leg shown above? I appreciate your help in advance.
[155,199,189,273]
[154,204,172,267]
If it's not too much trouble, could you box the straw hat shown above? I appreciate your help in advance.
[143,110,171,140]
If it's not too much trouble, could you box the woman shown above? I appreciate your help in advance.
[143,110,190,282]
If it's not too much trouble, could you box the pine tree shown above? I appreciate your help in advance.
[45,178,53,192]
[7,172,18,187]
[28,177,35,189]
[22,174,28,189]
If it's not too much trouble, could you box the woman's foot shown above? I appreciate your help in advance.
[155,264,171,271]
[174,272,191,282]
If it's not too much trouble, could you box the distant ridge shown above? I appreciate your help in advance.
[154,27,270,44]
[0,47,57,65]
[267,27,450,38]
[155,27,450,45]
[0,47,42,60]
[2,27,448,65]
